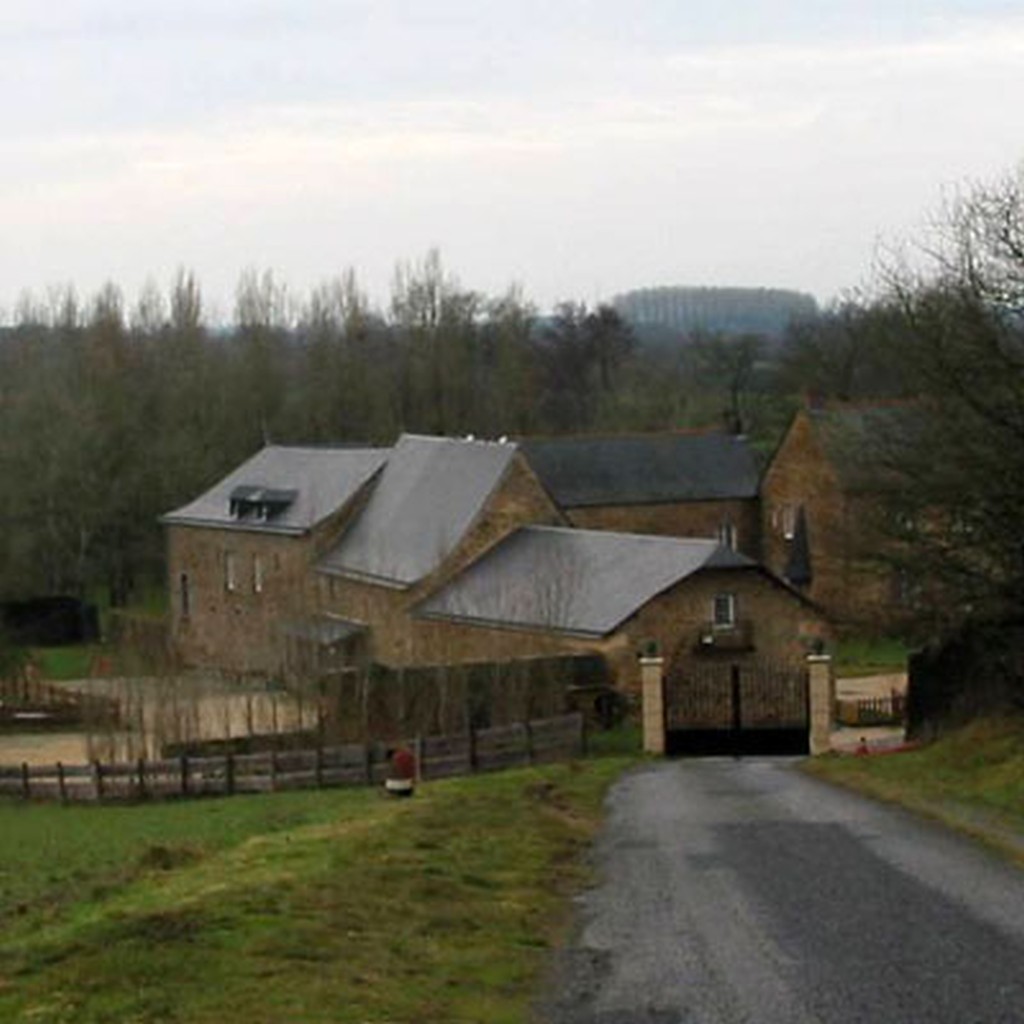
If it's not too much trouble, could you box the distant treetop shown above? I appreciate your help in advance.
[611,286,819,343]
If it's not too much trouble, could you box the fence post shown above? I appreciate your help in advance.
[226,753,235,796]
[577,711,587,756]
[640,656,666,755]
[180,755,189,797]
[363,743,373,786]
[92,760,104,802]
[137,757,147,800]
[414,736,424,784]
[524,720,535,765]
[57,762,67,803]
[20,762,29,801]
[315,745,324,789]
[468,724,478,773]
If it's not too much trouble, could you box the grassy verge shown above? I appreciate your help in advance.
[806,716,1024,859]
[833,635,910,678]
[0,755,632,1023]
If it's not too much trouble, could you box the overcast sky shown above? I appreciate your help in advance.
[3,1,1023,320]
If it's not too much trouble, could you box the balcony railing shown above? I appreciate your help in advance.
[694,619,755,653]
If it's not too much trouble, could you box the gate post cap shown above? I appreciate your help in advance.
[805,653,832,664]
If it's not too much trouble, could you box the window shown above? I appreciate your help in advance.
[180,572,191,619]
[224,551,237,592]
[253,555,264,593]
[716,521,737,551]
[780,505,796,540]
[712,593,736,629]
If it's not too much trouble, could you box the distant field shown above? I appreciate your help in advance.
[0,754,633,1023]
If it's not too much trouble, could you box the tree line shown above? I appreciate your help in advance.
[2,165,1022,635]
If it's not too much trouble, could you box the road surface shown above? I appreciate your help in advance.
[542,759,1024,1023]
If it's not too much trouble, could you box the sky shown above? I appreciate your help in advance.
[2,0,1024,321]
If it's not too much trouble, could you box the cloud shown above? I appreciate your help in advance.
[1,5,1023,314]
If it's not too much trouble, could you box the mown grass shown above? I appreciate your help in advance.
[0,755,632,1023]
[833,635,910,678]
[30,645,105,682]
[806,716,1024,849]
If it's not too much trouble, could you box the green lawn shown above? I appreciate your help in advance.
[0,754,633,1023]
[806,716,1024,857]
[833,635,910,678]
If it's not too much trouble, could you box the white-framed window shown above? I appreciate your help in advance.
[712,592,736,629]
[716,521,737,550]
[772,504,796,539]
[224,551,237,592]
[780,505,796,540]
[252,554,264,593]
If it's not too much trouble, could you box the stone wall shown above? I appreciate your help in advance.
[761,411,894,627]
[565,497,761,559]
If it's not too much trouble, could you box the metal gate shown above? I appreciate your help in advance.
[664,661,809,756]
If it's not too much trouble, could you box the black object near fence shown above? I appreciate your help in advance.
[0,712,586,804]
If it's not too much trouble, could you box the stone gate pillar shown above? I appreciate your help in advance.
[807,654,835,756]
[640,656,666,755]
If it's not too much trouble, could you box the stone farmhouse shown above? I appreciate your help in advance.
[761,404,913,628]
[163,432,826,692]
[520,432,761,558]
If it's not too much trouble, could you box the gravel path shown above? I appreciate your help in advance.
[540,759,1024,1023]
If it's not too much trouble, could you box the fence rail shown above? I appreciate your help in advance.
[0,712,586,804]
[0,676,121,728]
[837,695,907,727]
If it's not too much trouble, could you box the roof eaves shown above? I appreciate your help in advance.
[413,607,607,640]
[158,515,307,537]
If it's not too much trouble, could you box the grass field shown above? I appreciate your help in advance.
[833,635,910,678]
[0,754,633,1023]
[806,716,1024,857]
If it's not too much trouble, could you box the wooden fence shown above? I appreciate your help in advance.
[0,675,121,729]
[837,695,907,727]
[0,712,586,804]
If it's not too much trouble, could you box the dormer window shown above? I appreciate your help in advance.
[229,485,298,521]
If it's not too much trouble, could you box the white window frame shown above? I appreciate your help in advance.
[224,551,238,593]
[781,505,796,540]
[712,592,736,630]
[252,554,264,593]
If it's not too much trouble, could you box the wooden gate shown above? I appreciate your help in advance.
[664,661,809,756]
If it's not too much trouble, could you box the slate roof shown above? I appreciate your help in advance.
[519,432,759,508]
[318,435,518,588]
[415,525,753,638]
[161,445,388,535]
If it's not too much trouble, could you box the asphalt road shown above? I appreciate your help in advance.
[542,759,1024,1024]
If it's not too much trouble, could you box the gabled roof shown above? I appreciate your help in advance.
[415,525,753,638]
[161,446,388,535]
[519,432,759,508]
[318,435,518,588]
